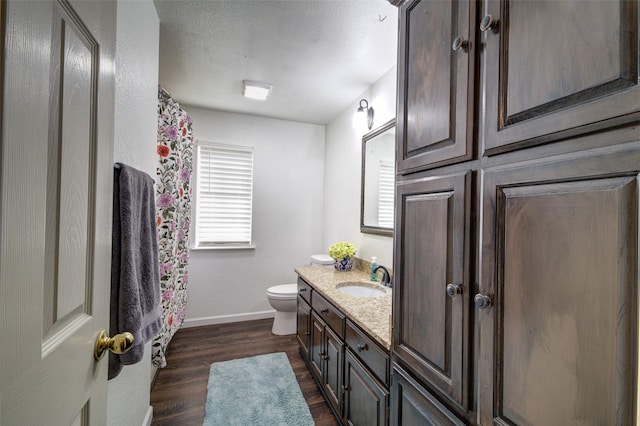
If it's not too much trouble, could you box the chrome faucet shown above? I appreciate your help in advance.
[373,265,392,287]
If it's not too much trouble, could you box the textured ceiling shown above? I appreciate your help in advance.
[154,0,398,125]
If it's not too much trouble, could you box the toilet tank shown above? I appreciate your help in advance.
[310,254,333,267]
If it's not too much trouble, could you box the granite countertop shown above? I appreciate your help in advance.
[295,265,392,350]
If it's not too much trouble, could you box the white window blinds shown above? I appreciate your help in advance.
[378,159,394,228]
[195,142,254,246]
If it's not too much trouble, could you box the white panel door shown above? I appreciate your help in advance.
[0,0,116,424]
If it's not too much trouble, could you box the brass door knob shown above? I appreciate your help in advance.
[446,283,463,297]
[474,294,492,309]
[94,330,135,360]
[452,35,469,51]
[480,14,498,32]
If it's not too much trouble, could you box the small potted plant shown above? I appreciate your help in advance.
[328,241,357,271]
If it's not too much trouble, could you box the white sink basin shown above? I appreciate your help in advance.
[336,282,386,297]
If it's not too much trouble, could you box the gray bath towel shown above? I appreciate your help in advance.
[109,163,162,380]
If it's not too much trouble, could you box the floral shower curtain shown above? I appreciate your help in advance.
[152,87,194,368]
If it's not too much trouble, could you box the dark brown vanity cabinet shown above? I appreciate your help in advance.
[396,0,476,173]
[391,0,640,424]
[297,277,392,425]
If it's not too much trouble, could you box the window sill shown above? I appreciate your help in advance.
[190,244,256,251]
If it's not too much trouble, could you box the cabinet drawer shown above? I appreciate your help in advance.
[312,292,345,338]
[297,277,312,303]
[345,320,389,386]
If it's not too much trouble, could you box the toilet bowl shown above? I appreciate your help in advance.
[266,284,298,335]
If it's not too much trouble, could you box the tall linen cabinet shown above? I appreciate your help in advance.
[390,0,640,424]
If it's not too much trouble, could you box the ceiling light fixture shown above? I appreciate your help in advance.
[357,98,374,130]
[242,80,272,100]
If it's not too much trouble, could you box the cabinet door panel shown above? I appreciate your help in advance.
[297,297,311,360]
[393,172,470,409]
[310,312,325,380]
[479,143,639,425]
[397,0,475,173]
[324,326,343,416]
[482,0,639,154]
[344,350,389,426]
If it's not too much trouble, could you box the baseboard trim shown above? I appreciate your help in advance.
[142,406,153,426]
[182,310,275,328]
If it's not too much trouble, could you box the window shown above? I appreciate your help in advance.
[194,141,254,247]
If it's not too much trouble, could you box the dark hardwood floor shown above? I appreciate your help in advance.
[150,318,339,425]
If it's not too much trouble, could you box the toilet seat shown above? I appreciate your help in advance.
[266,284,297,300]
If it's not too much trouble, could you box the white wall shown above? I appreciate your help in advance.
[323,67,397,268]
[183,108,325,325]
[107,1,159,425]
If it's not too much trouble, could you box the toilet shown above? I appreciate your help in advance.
[266,254,335,335]
[266,284,298,335]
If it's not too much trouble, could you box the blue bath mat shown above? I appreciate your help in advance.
[203,352,314,426]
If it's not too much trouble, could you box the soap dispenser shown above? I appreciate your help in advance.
[370,256,378,281]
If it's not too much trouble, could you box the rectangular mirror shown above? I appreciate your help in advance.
[361,118,395,236]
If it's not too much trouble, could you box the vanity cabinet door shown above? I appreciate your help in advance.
[297,297,312,361]
[478,141,639,425]
[393,172,471,413]
[344,350,389,426]
[397,0,476,174]
[323,326,344,417]
[481,0,639,155]
[310,311,325,381]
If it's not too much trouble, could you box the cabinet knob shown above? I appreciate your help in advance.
[304,331,310,336]
[357,343,368,352]
[474,293,492,309]
[320,308,329,314]
[480,14,498,32]
[299,288,306,292]
[446,283,462,297]
[451,35,468,51]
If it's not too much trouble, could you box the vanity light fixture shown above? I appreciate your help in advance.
[242,80,273,100]
[358,98,375,130]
